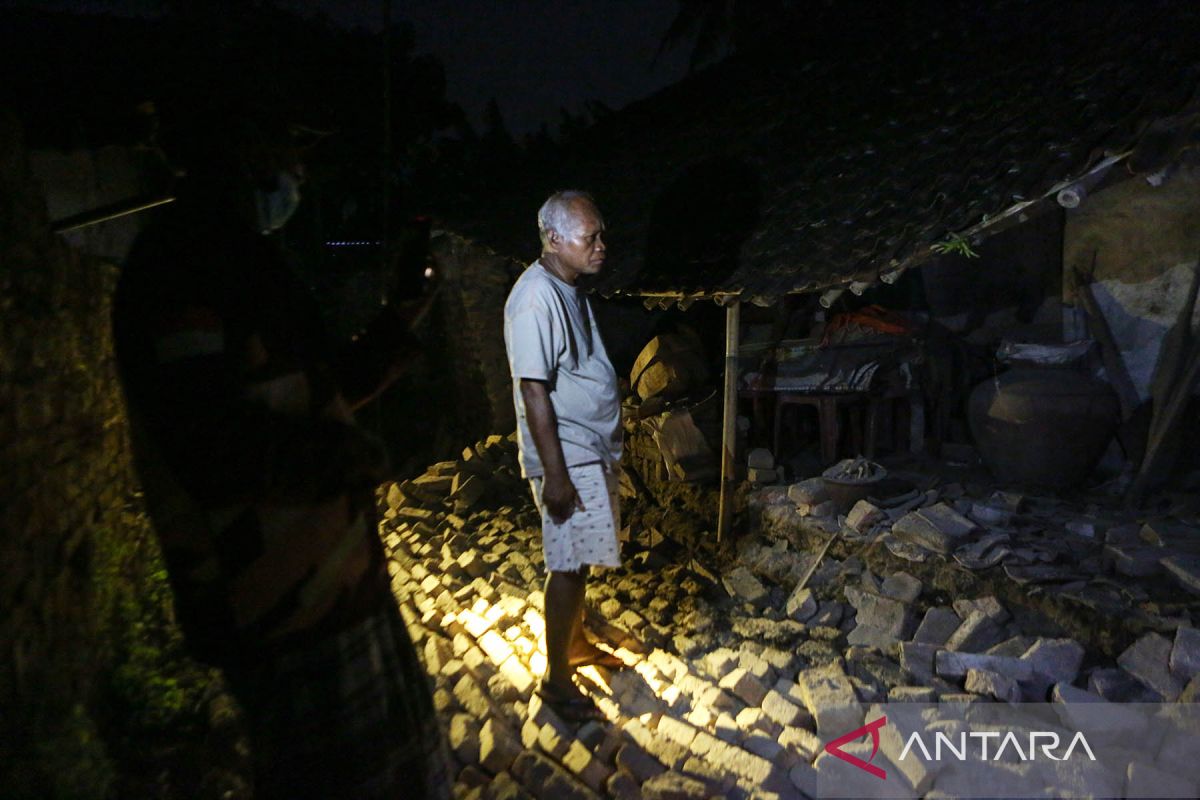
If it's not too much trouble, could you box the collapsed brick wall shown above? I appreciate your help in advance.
[0,114,149,794]
[431,231,520,438]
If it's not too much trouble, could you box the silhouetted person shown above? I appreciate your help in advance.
[113,113,449,799]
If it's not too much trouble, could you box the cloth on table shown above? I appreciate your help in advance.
[742,340,912,394]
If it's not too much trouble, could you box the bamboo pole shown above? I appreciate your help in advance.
[51,194,175,234]
[717,300,741,542]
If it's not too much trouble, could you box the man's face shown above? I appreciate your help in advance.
[548,199,606,281]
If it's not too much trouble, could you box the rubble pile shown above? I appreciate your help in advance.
[380,436,1200,799]
[750,470,1200,623]
[742,476,1200,697]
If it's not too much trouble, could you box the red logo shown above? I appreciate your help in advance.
[824,716,888,780]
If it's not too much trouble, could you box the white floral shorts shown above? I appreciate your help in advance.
[529,462,621,573]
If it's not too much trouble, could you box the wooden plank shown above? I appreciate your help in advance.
[717,301,741,542]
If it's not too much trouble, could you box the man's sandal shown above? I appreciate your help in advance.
[568,648,626,670]
[534,682,604,724]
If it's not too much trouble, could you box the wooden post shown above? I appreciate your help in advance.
[717,300,741,542]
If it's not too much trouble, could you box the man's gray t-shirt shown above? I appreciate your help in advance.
[503,261,622,478]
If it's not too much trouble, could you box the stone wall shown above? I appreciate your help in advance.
[0,114,157,796]
[1064,165,1200,400]
[431,231,521,438]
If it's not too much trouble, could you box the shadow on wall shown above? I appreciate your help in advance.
[640,155,763,292]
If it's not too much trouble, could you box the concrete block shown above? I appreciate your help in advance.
[719,667,769,707]
[891,503,976,553]
[944,610,1006,653]
[793,664,863,737]
[965,668,1021,703]
[1118,632,1183,701]
[761,689,805,727]
[722,566,768,605]
[912,607,961,647]
[479,718,523,774]
[1170,626,1200,683]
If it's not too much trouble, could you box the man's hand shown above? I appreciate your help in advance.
[541,470,586,524]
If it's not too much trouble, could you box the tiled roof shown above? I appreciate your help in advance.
[437,1,1200,304]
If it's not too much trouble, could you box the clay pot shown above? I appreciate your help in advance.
[821,461,887,512]
[968,365,1119,489]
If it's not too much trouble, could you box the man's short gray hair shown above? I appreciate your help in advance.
[537,190,598,247]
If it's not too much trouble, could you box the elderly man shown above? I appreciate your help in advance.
[503,190,625,722]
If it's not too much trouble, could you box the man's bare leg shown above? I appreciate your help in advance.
[543,569,588,693]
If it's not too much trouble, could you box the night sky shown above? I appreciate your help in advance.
[5,0,692,135]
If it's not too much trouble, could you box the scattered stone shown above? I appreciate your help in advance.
[986,636,1035,658]
[951,596,1009,623]
[846,500,884,533]
[761,689,806,727]
[969,502,1012,527]
[935,651,1035,682]
[1021,638,1085,686]
[1105,543,1163,578]
[561,740,614,793]
[719,667,769,707]
[747,467,778,484]
[1051,683,1106,704]
[988,491,1023,512]
[448,713,481,765]
[641,769,713,800]
[742,733,784,763]
[452,475,488,511]
[512,750,594,800]
[883,535,930,563]
[892,503,976,554]
[793,664,863,737]
[899,642,938,684]
[734,706,780,738]
[784,585,818,622]
[722,567,768,605]
[880,572,923,603]
[787,478,829,506]
[1088,668,1163,702]
[488,771,533,800]
[1171,626,1200,683]
[788,761,817,797]
[810,600,845,628]
[604,770,640,800]
[943,610,1006,653]
[747,448,775,470]
[1117,633,1183,701]
[965,668,1022,703]
[615,743,665,783]
[1064,518,1100,539]
[702,648,740,681]
[954,533,1012,570]
[479,719,523,775]
[807,500,838,518]
[889,686,937,702]
[845,585,916,643]
[912,607,961,647]
[1163,555,1200,596]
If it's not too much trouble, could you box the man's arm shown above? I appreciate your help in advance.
[520,378,585,523]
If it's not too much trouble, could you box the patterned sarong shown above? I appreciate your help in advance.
[226,603,451,800]
[529,462,622,573]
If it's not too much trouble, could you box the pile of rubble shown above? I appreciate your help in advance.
[750,464,1200,625]
[380,435,1200,799]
